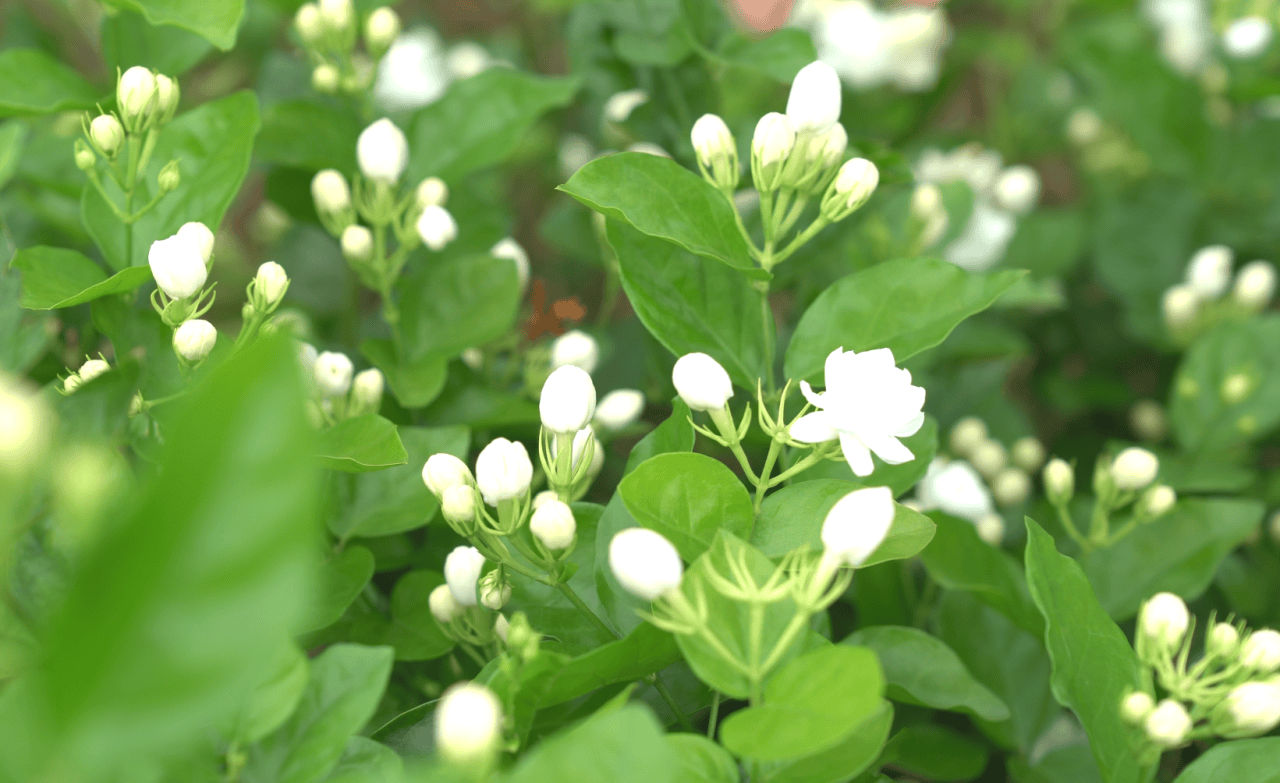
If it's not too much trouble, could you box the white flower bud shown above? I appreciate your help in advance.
[173,319,216,363]
[532,490,558,510]
[364,7,401,53]
[352,368,383,409]
[435,682,503,765]
[1043,458,1074,503]
[1130,399,1168,442]
[1139,592,1190,650]
[422,454,474,497]
[948,417,987,457]
[341,225,373,263]
[1010,437,1045,472]
[1162,284,1200,328]
[117,66,156,129]
[821,157,878,220]
[314,351,354,397]
[1111,447,1159,491]
[1140,485,1176,519]
[1222,16,1273,59]
[1066,108,1102,145]
[0,375,51,476]
[821,486,895,567]
[1220,682,1280,736]
[993,468,1030,507]
[490,238,529,293]
[154,74,179,119]
[672,352,733,412]
[970,439,1008,480]
[975,513,1005,546]
[89,115,123,157]
[357,118,409,184]
[429,583,461,624]
[594,389,645,431]
[1233,260,1276,310]
[444,546,486,606]
[417,176,449,207]
[785,61,842,135]
[1121,691,1155,724]
[312,63,340,93]
[1186,245,1234,299]
[475,438,533,506]
[63,374,83,394]
[530,499,576,550]
[609,527,683,600]
[176,222,214,266]
[550,330,598,374]
[441,485,476,527]
[253,262,289,309]
[494,614,509,643]
[416,205,458,251]
[602,89,648,123]
[691,113,735,170]
[447,41,491,80]
[539,365,596,434]
[157,161,181,194]
[318,0,354,33]
[312,169,351,214]
[911,183,943,219]
[752,112,795,169]
[992,165,1040,215]
[1241,629,1280,672]
[1209,622,1241,655]
[1145,699,1192,748]
[148,232,208,300]
[809,123,847,167]
[295,2,324,44]
[78,359,111,383]
[478,570,510,611]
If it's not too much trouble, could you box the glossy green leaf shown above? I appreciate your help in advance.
[667,733,740,783]
[258,100,361,173]
[360,340,448,410]
[0,268,52,373]
[384,569,454,662]
[1024,519,1143,783]
[761,705,894,783]
[1169,317,1280,451]
[843,626,1009,721]
[241,644,394,783]
[619,452,754,562]
[565,153,758,275]
[230,643,309,745]
[1008,743,1106,783]
[506,704,675,783]
[399,254,521,361]
[752,479,935,567]
[541,623,681,706]
[1170,737,1280,782]
[299,546,375,634]
[103,0,246,49]
[407,69,580,182]
[0,49,98,116]
[624,398,694,475]
[711,29,816,82]
[317,415,408,473]
[12,246,152,309]
[878,724,990,782]
[326,736,403,783]
[610,222,770,390]
[82,91,259,270]
[784,257,1025,381]
[101,10,214,75]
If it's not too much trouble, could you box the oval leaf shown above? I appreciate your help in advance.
[619,452,754,562]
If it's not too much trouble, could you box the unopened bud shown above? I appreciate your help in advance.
[74,140,96,171]
[751,112,795,191]
[1241,629,1280,672]
[89,114,123,157]
[1011,437,1045,472]
[1130,399,1168,442]
[318,0,354,35]
[434,683,503,765]
[1221,373,1252,404]
[148,231,208,300]
[1162,284,1200,329]
[821,157,878,221]
[173,319,216,363]
[429,583,462,624]
[311,169,351,215]
[154,74,179,121]
[1233,260,1276,310]
[975,513,1005,545]
[490,237,529,293]
[1216,682,1280,738]
[417,177,449,207]
[1120,691,1155,724]
[785,61,841,135]
[441,485,476,528]
[295,3,324,45]
[478,570,511,611]
[550,330,599,374]
[117,66,156,131]
[341,225,373,263]
[969,439,1007,480]
[691,113,739,191]
[540,365,596,435]
[809,122,847,168]
[177,221,215,266]
[672,352,733,412]
[1066,108,1102,145]
[1111,447,1159,491]
[1209,622,1241,655]
[314,351,353,397]
[494,614,509,643]
[1186,245,1234,299]
[1139,592,1190,651]
[992,468,1030,507]
[949,417,987,457]
[1144,699,1191,748]
[357,118,408,184]
[1043,458,1074,504]
[78,359,110,384]
[992,165,1040,215]
[475,438,533,506]
[594,389,645,431]
[155,159,180,194]
[1139,484,1176,519]
[351,368,383,411]
[602,89,648,124]
[609,527,683,600]
[252,262,289,312]
[416,205,458,251]
[364,7,400,55]
[444,546,486,607]
[530,499,576,550]
[423,453,474,497]
[312,63,340,93]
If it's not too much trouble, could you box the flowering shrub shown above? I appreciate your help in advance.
[2,0,1280,782]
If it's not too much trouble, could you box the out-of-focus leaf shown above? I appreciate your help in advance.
[0,50,98,116]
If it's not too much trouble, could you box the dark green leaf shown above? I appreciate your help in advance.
[12,246,152,309]
[360,340,448,410]
[399,254,521,361]
[623,398,694,475]
[1170,737,1280,782]
[0,49,98,116]
[384,570,454,662]
[711,29,816,82]
[0,120,27,189]
[878,724,990,782]
[104,0,246,49]
[317,415,408,473]
[619,452,754,562]
[299,546,375,634]
[101,10,214,75]
[1169,317,1280,451]
[258,100,360,173]
[541,623,681,706]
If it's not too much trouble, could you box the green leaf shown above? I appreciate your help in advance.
[14,337,319,777]
[506,704,676,783]
[1081,497,1264,620]
[0,267,52,373]
[541,623,681,706]
[762,705,894,783]
[624,398,694,475]
[667,733,740,783]
[1169,317,1280,451]
[241,644,394,783]
[326,736,403,783]
[317,415,408,473]
[103,0,246,49]
[360,339,448,410]
[101,10,214,75]
[566,154,760,276]
[1024,519,1143,783]
[0,49,98,116]
[610,221,770,390]
[1170,737,1280,782]
[329,426,469,540]
[842,626,1009,721]
[82,91,259,270]
[711,29,816,82]
[384,570,454,661]
[784,257,1025,381]
[258,100,361,173]
[399,254,521,361]
[12,246,153,309]
[878,724,990,782]
[919,513,1043,637]
[1008,743,1106,783]
[407,69,580,182]
[299,546,375,634]
[619,452,754,562]
[753,479,935,567]
[230,643,309,745]
[0,120,27,190]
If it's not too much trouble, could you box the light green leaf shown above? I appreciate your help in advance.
[102,0,246,50]
[326,736,403,783]
[619,452,754,562]
[0,49,98,116]
[1170,737,1280,782]
[711,29,816,82]
[360,340,448,410]
[230,643,309,745]
[667,733,740,783]
[101,10,214,75]
[317,415,408,473]
[384,570,454,662]
[399,254,521,361]
[1169,317,1280,451]
[623,398,694,475]
[506,704,675,783]
[540,623,681,706]
[12,246,152,309]
[0,120,27,189]
[258,100,360,173]
[299,546,375,634]
[784,257,1025,381]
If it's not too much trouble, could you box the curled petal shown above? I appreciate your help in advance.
[839,432,875,476]
[862,432,915,465]
[893,412,926,438]
[799,379,825,408]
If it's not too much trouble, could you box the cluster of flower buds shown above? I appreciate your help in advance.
[298,346,383,423]
[1044,445,1175,551]
[1162,245,1276,342]
[60,357,112,395]
[1121,591,1280,761]
[294,0,401,96]
[1063,107,1150,177]
[144,222,219,364]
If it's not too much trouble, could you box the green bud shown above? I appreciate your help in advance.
[157,160,181,193]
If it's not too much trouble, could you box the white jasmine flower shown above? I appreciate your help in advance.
[444,545,486,606]
[416,205,458,251]
[786,61,842,135]
[357,118,409,184]
[474,438,532,505]
[539,365,597,434]
[435,682,503,764]
[672,353,733,412]
[173,319,217,363]
[177,222,215,265]
[1145,699,1192,748]
[374,28,450,113]
[594,389,645,431]
[1139,592,1190,650]
[550,330,598,374]
[429,583,461,624]
[1220,682,1280,735]
[1186,245,1233,299]
[821,486,894,567]
[148,232,208,300]
[609,527,683,600]
[314,351,354,397]
[1111,447,1159,491]
[530,499,576,550]
[916,459,993,523]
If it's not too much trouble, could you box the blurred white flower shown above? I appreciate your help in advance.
[915,459,994,523]
[374,28,450,113]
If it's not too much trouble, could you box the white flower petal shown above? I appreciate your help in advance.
[893,412,926,438]
[862,432,915,465]
[790,411,838,443]
[799,380,825,408]
[840,432,875,476]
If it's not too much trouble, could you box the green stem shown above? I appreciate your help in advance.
[758,284,776,395]
[707,691,721,738]
[1102,516,1142,547]
[767,449,830,487]
[775,195,809,238]
[1054,500,1091,552]
[770,217,829,266]
[753,438,782,513]
[459,642,489,669]
[722,188,762,261]
[649,675,694,731]
[555,582,619,641]
[758,612,809,674]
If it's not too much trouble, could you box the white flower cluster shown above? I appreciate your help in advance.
[539,329,645,433]
[913,145,1041,272]
[790,0,950,93]
[298,346,383,422]
[1142,0,1212,74]
[1162,246,1276,335]
[372,28,495,113]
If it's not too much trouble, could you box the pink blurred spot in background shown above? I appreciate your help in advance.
[725,0,946,32]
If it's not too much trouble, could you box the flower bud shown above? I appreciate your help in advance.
[416,205,458,251]
[1010,437,1045,472]
[1139,592,1190,651]
[1217,682,1280,737]
[975,513,1005,545]
[341,225,373,263]
[312,63,340,93]
[1233,260,1276,310]
[490,237,529,293]
[1120,691,1155,725]
[475,438,533,506]
[1209,622,1241,655]
[751,112,795,191]
[178,221,215,266]
[0,374,52,477]
[785,61,842,135]
[1162,284,1200,328]
[252,262,289,311]
[609,527,683,600]
[532,490,558,510]
[478,570,511,611]
[173,319,216,363]
[1066,108,1102,145]
[441,485,477,528]
[530,499,576,550]
[364,7,400,55]
[1111,447,1159,491]
[157,160,181,194]
[117,66,156,130]
[1139,484,1176,519]
[461,348,484,371]
[312,169,351,214]
[74,140,96,171]
[1130,399,1168,442]
[821,157,879,222]
[970,439,1007,479]
[352,368,383,411]
[992,165,1040,215]
[672,352,733,412]
[628,142,670,158]
[809,122,847,168]
[89,114,123,158]
[417,176,449,207]
[1186,245,1233,299]
[63,374,84,394]
[154,74,179,121]
[1241,629,1280,672]
[435,682,503,765]
[1221,374,1251,406]
[294,3,323,45]
[429,583,461,624]
[948,417,987,457]
[314,351,354,397]
[444,545,486,606]
[357,118,408,184]
[594,389,645,431]
[447,41,491,80]
[539,365,597,434]
[423,453,474,497]
[1144,699,1191,748]
[1043,458,1074,504]
[550,330,598,374]
[318,0,354,34]
[1222,16,1274,59]
[78,359,111,384]
[148,232,208,300]
[691,113,739,190]
[992,468,1030,507]
[820,486,895,567]
[602,89,648,123]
